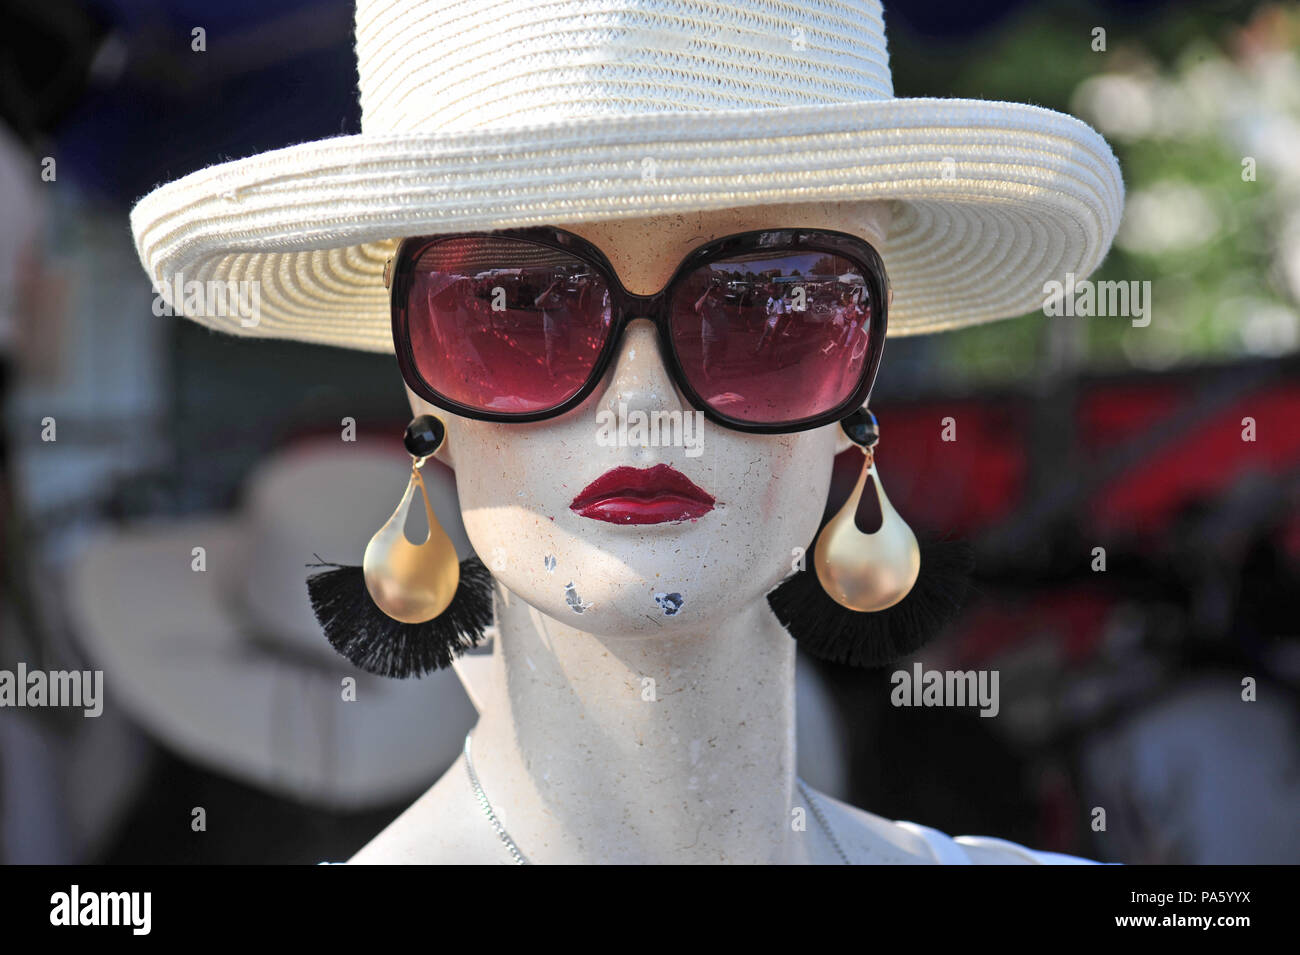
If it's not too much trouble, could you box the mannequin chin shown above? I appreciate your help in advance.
[407,200,892,637]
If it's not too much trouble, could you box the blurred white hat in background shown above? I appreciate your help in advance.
[69,439,477,811]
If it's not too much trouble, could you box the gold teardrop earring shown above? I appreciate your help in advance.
[767,407,974,668]
[364,414,461,623]
[306,414,494,678]
[814,408,920,612]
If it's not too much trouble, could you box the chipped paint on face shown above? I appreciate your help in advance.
[564,581,593,613]
[544,554,556,573]
[654,592,684,616]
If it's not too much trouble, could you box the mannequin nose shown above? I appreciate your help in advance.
[595,318,687,426]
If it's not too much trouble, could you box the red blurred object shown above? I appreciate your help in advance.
[1080,382,1300,540]
[850,364,1300,544]
[942,586,1115,669]
[831,399,1029,536]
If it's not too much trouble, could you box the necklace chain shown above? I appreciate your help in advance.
[463,731,851,864]
[797,778,853,864]
[462,732,530,865]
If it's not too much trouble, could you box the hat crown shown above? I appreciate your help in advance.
[355,0,894,133]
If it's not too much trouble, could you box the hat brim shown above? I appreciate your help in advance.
[69,521,477,810]
[132,97,1123,351]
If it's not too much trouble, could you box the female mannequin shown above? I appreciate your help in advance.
[349,202,1061,864]
[130,0,1123,864]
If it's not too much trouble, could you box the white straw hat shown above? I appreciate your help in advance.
[130,0,1124,351]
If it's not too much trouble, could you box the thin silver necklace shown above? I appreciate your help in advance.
[463,731,852,864]
[463,731,529,864]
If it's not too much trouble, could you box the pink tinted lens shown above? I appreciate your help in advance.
[669,251,875,424]
[407,237,613,414]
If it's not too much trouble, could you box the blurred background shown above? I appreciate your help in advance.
[1,0,1297,864]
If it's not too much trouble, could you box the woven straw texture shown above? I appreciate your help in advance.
[131,0,1124,352]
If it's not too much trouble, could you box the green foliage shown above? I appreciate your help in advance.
[888,2,1300,385]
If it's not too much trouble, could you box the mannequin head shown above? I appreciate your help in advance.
[406,201,893,637]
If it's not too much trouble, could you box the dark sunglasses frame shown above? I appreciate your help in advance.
[389,226,889,435]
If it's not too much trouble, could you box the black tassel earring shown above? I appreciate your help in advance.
[306,415,494,678]
[767,409,974,667]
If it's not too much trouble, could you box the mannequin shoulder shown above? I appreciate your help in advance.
[347,757,509,864]
[343,773,1098,864]
[801,790,935,864]
[805,789,1099,865]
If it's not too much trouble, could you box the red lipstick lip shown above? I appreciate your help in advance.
[570,464,716,525]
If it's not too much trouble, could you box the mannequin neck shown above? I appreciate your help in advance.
[466,582,805,863]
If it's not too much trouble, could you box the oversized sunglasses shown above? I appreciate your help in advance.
[389,227,889,434]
